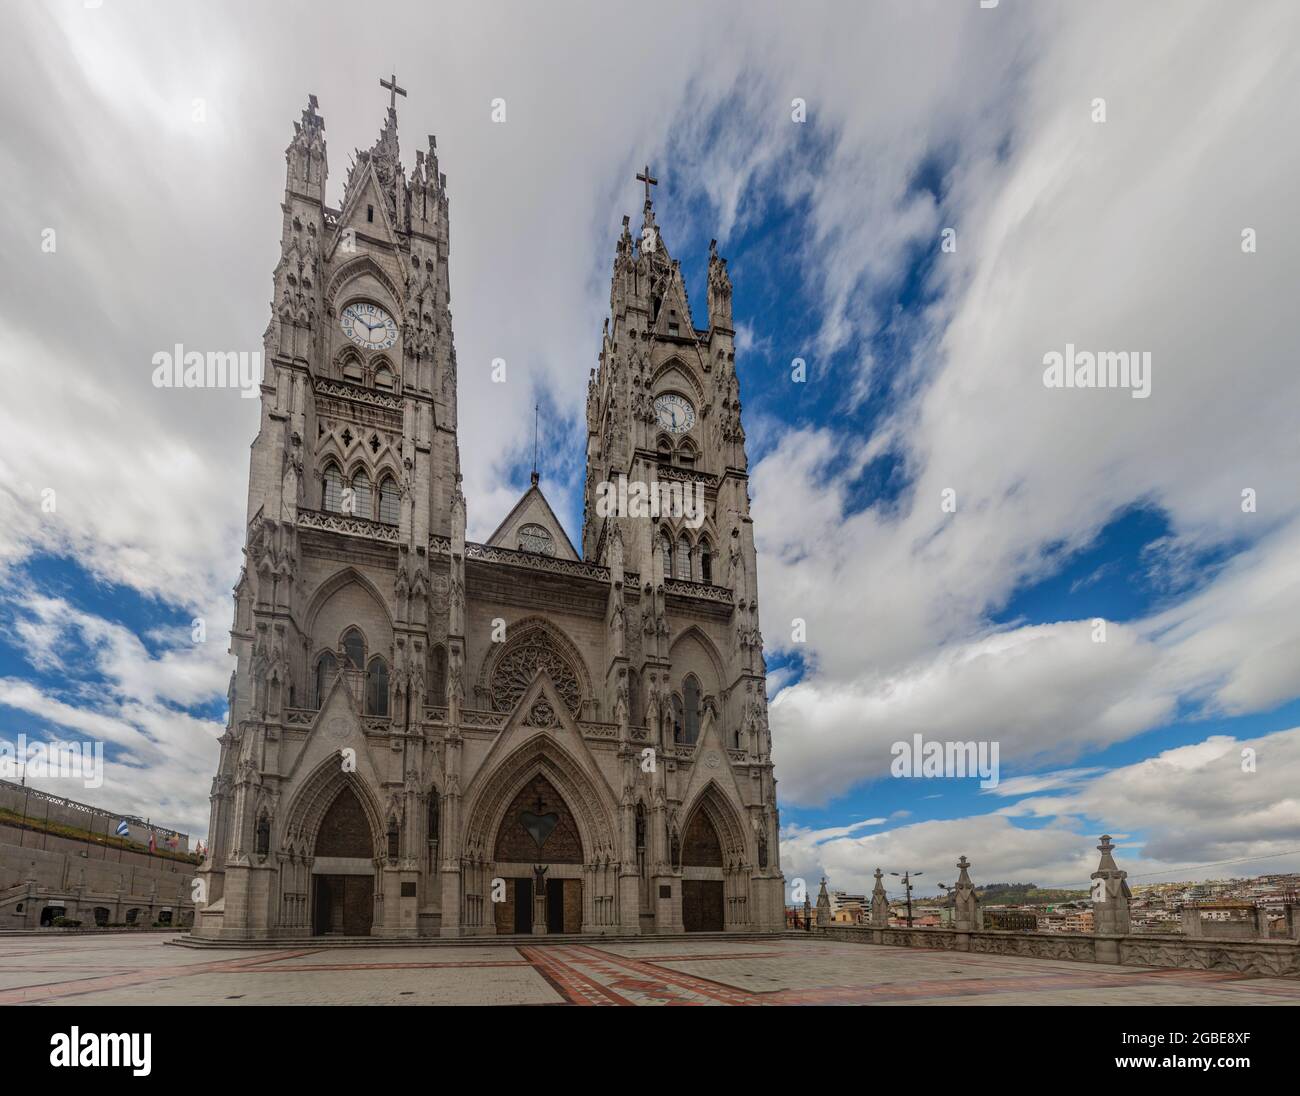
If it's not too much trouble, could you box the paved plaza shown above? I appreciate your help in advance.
[2,934,1299,1005]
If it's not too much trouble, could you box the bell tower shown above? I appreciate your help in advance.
[200,80,465,938]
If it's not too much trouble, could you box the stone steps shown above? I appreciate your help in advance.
[170,930,784,949]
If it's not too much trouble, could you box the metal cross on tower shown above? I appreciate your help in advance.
[636,164,658,205]
[380,72,407,110]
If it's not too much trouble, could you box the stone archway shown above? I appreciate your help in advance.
[281,761,384,937]
[491,774,585,934]
[679,781,750,932]
[310,786,377,936]
[462,736,620,934]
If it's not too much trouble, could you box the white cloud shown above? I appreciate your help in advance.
[784,727,1300,897]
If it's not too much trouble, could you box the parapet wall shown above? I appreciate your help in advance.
[815,923,1300,978]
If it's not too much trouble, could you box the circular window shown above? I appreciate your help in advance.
[518,523,554,556]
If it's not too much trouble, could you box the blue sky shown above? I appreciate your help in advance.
[2,0,1299,899]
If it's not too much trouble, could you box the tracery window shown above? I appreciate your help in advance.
[366,656,389,716]
[675,535,691,580]
[518,523,554,556]
[350,470,372,519]
[314,651,337,708]
[700,539,713,584]
[489,630,581,716]
[378,475,400,525]
[341,627,366,670]
[683,675,701,745]
[322,464,343,512]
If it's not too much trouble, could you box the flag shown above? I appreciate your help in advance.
[167,834,178,849]
[115,820,129,837]
[148,831,156,853]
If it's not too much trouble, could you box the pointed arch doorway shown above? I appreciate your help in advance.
[681,809,725,932]
[310,786,376,936]
[492,774,584,934]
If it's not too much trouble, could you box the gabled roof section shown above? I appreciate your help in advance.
[485,476,580,561]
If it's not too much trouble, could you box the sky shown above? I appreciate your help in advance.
[1,0,1298,901]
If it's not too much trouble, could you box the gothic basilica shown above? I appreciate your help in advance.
[193,82,783,940]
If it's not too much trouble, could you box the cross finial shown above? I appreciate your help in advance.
[380,72,407,111]
[636,164,658,205]
[531,403,540,486]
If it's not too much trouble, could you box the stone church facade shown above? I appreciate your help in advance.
[193,88,783,940]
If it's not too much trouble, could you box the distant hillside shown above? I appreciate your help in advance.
[976,882,1089,905]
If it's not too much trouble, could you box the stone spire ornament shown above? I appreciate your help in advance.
[815,877,832,927]
[1090,834,1132,935]
[953,855,980,932]
[871,868,889,927]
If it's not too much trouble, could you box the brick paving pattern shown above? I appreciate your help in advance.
[1,935,1298,1006]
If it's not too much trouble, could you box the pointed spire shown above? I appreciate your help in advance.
[953,855,980,931]
[1091,834,1132,935]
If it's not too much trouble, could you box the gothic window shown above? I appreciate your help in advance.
[659,531,673,576]
[489,629,582,716]
[700,539,713,585]
[429,645,447,706]
[517,523,554,556]
[374,363,394,390]
[672,694,684,743]
[635,803,646,849]
[366,656,389,716]
[342,355,363,384]
[428,794,440,841]
[657,437,672,464]
[386,816,399,860]
[350,470,372,519]
[255,812,271,858]
[367,204,375,224]
[314,651,337,708]
[677,440,697,469]
[683,675,702,745]
[378,475,400,525]
[341,627,366,669]
[675,534,691,580]
[322,464,343,512]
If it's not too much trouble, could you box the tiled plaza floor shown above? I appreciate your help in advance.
[1,934,1298,1005]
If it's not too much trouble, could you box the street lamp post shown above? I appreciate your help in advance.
[890,870,923,928]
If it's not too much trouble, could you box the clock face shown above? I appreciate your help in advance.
[340,302,398,351]
[654,393,695,435]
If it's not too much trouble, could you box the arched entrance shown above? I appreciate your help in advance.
[311,786,376,936]
[681,809,725,932]
[492,774,584,934]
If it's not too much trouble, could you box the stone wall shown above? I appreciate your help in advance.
[814,923,1300,978]
[0,828,195,929]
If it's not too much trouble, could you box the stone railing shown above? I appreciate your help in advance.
[663,578,733,604]
[298,507,399,543]
[313,376,403,411]
[808,837,1300,979]
[657,465,719,488]
[814,923,1300,978]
